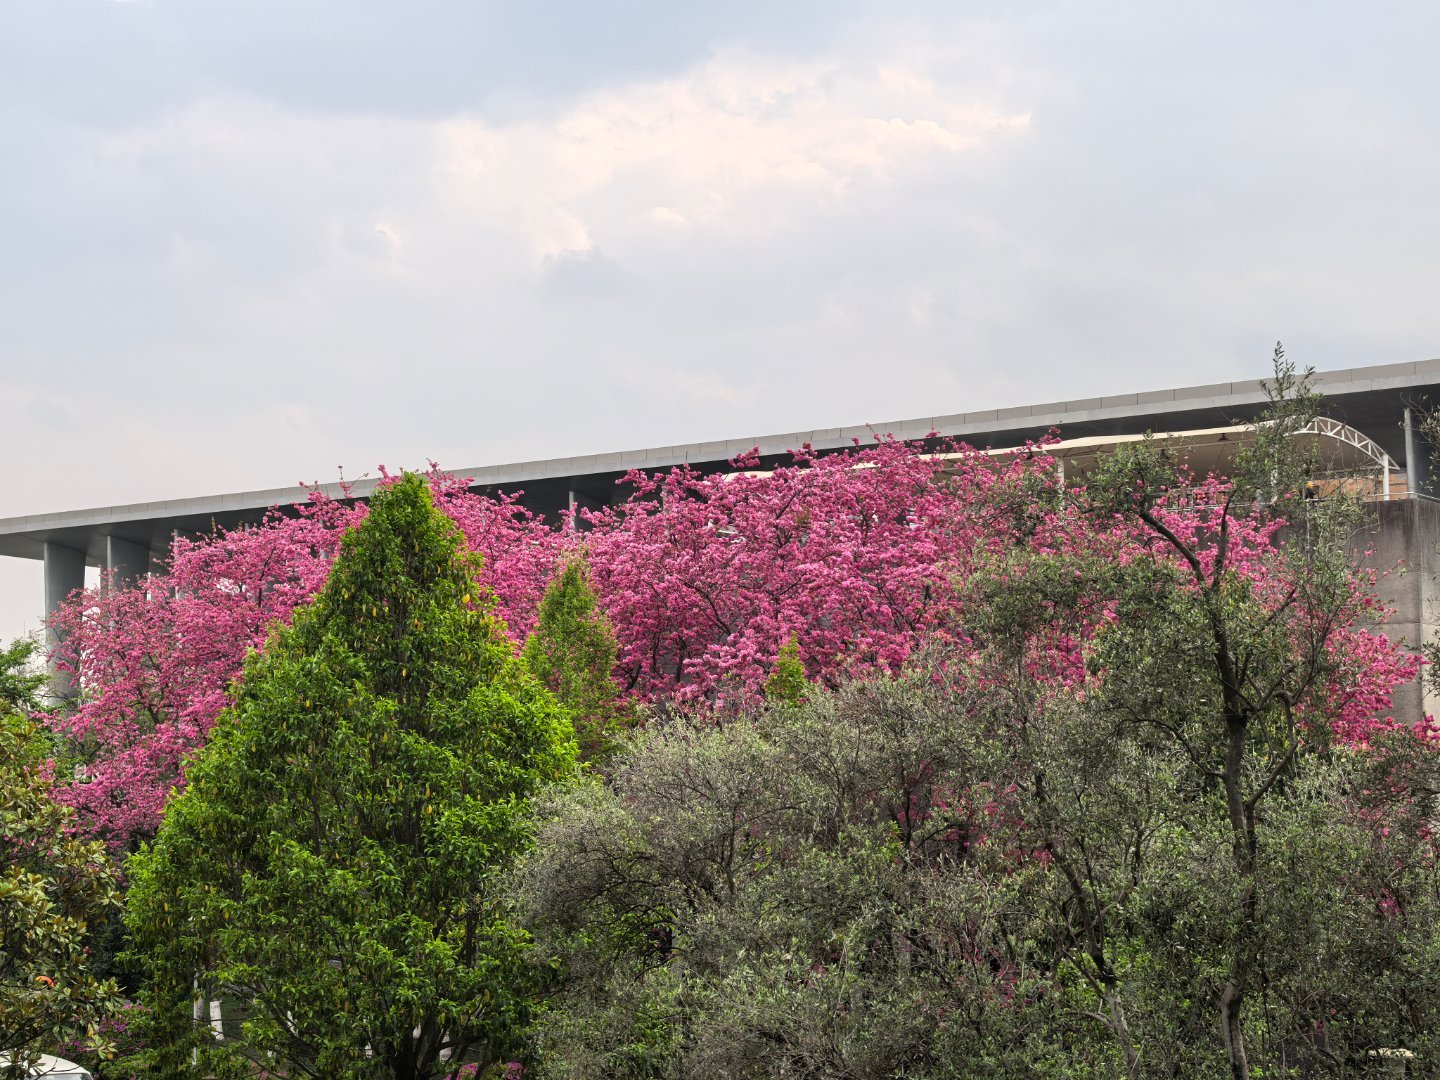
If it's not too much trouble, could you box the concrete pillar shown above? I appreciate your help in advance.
[568,490,603,531]
[43,542,86,701]
[150,536,173,575]
[1405,407,1434,499]
[1363,499,1440,722]
[103,535,151,591]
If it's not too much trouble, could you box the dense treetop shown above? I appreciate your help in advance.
[0,640,121,1071]
[47,397,1420,852]
[122,473,575,1078]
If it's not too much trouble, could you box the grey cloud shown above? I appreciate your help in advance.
[540,248,638,299]
[1,0,845,124]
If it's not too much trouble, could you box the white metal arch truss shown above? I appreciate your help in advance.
[1291,416,1399,498]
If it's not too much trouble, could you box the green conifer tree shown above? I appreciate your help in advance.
[522,557,630,763]
[123,474,576,1079]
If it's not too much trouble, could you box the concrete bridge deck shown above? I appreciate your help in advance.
[7,358,1440,568]
[7,357,1440,714]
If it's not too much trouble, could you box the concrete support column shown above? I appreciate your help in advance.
[103,535,151,591]
[1405,406,1434,499]
[150,536,173,575]
[43,542,86,702]
[568,490,603,531]
[1364,499,1440,722]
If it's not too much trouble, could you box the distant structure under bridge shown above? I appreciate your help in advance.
[5,359,1440,717]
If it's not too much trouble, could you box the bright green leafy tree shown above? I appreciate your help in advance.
[0,638,122,1074]
[522,557,630,763]
[761,636,808,706]
[123,473,576,1079]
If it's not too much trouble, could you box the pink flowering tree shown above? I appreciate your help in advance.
[584,437,1096,707]
[46,493,360,848]
[45,392,1425,859]
[1097,472,1420,746]
[49,442,1088,845]
[47,470,566,848]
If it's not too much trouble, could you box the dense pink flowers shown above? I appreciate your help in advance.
[46,471,565,847]
[47,492,359,846]
[1139,479,1422,743]
[586,439,1084,704]
[45,443,1422,847]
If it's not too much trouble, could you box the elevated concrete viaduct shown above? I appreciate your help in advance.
[5,359,1440,713]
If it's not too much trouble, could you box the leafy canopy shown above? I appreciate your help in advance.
[0,638,122,1074]
[762,636,808,706]
[522,557,630,763]
[123,473,576,1079]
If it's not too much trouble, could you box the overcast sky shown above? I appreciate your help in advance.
[4,0,1440,644]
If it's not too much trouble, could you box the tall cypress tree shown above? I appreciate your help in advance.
[522,557,630,763]
[124,473,576,1079]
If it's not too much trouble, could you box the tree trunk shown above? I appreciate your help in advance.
[1104,986,1142,1079]
[1220,712,1256,1080]
[1220,980,1249,1080]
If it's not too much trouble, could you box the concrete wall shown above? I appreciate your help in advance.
[1359,499,1440,722]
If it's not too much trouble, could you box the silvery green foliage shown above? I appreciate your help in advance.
[520,646,1440,1079]
[518,665,1121,1079]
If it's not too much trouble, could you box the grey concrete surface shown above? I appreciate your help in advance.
[42,542,84,700]
[103,535,151,590]
[1360,499,1440,722]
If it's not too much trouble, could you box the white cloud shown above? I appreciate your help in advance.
[431,51,1029,257]
[906,289,936,325]
[648,206,690,227]
[372,221,405,259]
[0,45,1033,514]
[74,51,1026,278]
